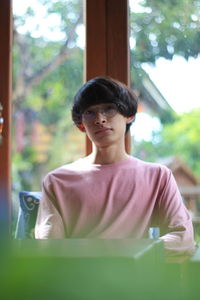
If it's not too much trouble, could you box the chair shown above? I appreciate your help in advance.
[15,191,42,239]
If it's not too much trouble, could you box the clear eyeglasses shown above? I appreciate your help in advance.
[82,103,119,123]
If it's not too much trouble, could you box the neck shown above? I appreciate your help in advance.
[88,143,129,165]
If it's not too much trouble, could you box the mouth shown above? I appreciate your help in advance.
[94,127,113,135]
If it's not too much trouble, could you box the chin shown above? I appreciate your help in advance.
[95,137,120,148]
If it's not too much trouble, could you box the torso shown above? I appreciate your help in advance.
[44,156,174,238]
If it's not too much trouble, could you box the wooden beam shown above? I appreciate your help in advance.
[85,0,107,154]
[85,0,107,80]
[0,0,12,237]
[106,0,130,85]
[85,0,131,154]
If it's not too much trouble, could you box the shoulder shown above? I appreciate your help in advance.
[129,156,172,185]
[130,157,178,195]
[131,156,170,174]
[42,158,85,185]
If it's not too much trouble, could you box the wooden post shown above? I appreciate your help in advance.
[85,0,131,155]
[0,0,12,238]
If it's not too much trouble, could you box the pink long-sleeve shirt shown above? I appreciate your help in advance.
[35,156,195,254]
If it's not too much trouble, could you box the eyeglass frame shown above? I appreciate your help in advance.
[81,103,121,123]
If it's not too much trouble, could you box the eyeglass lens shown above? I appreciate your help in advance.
[82,104,118,121]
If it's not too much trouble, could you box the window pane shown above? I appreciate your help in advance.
[129,0,200,238]
[12,0,85,233]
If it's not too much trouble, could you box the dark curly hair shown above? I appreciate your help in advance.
[72,77,138,132]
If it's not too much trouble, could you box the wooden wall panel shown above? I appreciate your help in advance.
[0,0,12,237]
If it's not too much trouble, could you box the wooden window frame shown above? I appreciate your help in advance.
[0,0,12,236]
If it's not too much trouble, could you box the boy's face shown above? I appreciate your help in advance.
[80,103,133,147]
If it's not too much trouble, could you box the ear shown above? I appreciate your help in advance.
[78,123,85,132]
[126,116,135,124]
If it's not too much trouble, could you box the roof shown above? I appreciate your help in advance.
[159,156,200,185]
[159,156,200,197]
[131,66,172,115]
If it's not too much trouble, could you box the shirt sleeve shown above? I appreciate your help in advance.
[35,176,65,239]
[158,169,195,255]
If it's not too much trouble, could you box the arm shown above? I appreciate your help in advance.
[35,177,65,239]
[158,170,195,255]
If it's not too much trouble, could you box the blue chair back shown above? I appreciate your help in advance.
[15,191,42,239]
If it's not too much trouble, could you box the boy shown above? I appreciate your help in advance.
[35,77,195,255]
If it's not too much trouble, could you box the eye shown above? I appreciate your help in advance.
[83,109,95,118]
[104,105,117,113]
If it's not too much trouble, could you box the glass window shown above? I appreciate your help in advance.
[129,0,200,240]
[12,0,85,233]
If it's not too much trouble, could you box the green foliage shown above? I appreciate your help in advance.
[134,108,200,177]
[130,0,200,63]
[159,108,178,125]
[12,0,84,194]
[25,48,83,126]
[161,108,200,174]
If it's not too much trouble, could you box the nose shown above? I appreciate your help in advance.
[94,112,107,125]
